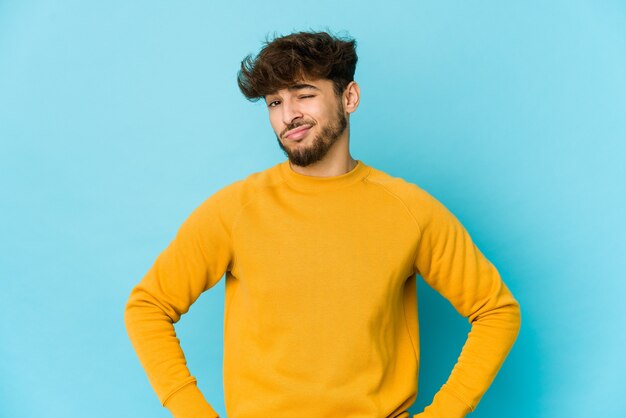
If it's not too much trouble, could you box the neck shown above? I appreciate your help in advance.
[289,156,357,178]
[289,131,356,177]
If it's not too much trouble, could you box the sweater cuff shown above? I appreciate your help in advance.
[422,384,473,418]
[164,381,220,418]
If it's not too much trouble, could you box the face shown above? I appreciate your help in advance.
[265,78,348,167]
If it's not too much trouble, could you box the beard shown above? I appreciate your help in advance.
[275,100,348,167]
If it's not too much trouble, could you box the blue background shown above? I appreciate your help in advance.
[1,1,624,417]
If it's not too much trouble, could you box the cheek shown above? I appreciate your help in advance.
[268,115,282,134]
[310,104,331,123]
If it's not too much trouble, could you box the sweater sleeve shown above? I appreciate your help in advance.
[411,189,521,418]
[124,189,235,418]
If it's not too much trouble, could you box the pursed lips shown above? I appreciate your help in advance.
[284,125,312,139]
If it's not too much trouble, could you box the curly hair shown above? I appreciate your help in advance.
[237,30,358,101]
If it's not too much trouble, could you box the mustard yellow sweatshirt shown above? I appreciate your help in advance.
[124,159,521,418]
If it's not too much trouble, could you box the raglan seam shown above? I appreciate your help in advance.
[363,176,423,363]
[362,177,423,246]
[190,181,242,288]
[162,376,197,406]
[229,177,289,270]
[190,175,286,287]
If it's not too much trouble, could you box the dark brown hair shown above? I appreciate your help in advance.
[237,30,358,101]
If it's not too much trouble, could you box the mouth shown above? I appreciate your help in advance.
[284,125,313,140]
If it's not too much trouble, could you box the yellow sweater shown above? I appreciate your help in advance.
[124,159,521,418]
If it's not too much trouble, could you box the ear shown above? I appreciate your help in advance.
[343,81,360,114]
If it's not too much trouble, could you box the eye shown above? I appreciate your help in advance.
[267,100,280,108]
[299,95,315,99]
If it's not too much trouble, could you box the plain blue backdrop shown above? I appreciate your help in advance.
[1,1,625,417]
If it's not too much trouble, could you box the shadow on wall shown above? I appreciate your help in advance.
[410,274,543,418]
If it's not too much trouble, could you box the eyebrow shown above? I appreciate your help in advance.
[287,83,321,92]
[265,84,321,103]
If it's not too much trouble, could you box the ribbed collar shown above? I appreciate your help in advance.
[278,159,371,193]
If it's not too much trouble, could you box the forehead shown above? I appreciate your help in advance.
[266,78,332,97]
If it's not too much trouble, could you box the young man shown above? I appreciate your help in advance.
[124,31,521,418]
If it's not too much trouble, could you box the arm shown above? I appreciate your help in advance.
[124,190,234,418]
[412,189,521,418]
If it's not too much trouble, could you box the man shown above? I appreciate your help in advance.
[124,30,521,418]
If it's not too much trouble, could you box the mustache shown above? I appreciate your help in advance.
[281,120,316,138]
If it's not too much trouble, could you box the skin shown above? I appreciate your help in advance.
[265,78,361,177]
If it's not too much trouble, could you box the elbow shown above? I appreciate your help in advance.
[123,286,178,330]
[497,296,522,340]
[470,294,522,338]
[123,287,154,333]
[512,297,522,335]
[124,289,141,335]
[494,283,522,336]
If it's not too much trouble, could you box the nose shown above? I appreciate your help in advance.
[281,99,303,126]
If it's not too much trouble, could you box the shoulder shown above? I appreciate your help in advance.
[364,166,471,249]
[364,165,439,211]
[192,162,285,220]
[363,164,462,235]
